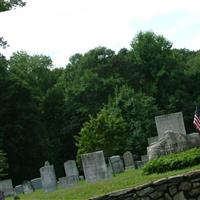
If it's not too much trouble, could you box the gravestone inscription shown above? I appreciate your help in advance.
[81,151,107,183]
[155,112,186,138]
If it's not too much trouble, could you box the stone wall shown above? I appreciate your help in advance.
[90,170,200,200]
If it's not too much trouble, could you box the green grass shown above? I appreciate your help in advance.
[7,164,200,200]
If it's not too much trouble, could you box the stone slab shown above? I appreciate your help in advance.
[155,112,186,138]
[31,178,42,190]
[81,150,108,183]
[40,162,57,192]
[123,151,135,169]
[0,179,14,197]
[109,155,124,174]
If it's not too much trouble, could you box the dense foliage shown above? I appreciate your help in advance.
[0,30,200,184]
[143,148,200,174]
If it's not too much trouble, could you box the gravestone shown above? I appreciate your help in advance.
[64,160,79,184]
[123,151,135,169]
[58,177,68,188]
[0,191,4,200]
[141,155,149,162]
[155,112,186,138]
[22,181,34,194]
[136,160,146,169]
[14,185,23,195]
[40,161,57,192]
[81,150,108,183]
[109,156,124,174]
[148,136,158,146]
[0,179,14,197]
[31,178,42,190]
[147,130,190,160]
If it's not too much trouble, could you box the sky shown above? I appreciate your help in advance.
[0,0,200,67]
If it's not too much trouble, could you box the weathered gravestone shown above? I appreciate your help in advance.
[147,130,190,160]
[58,177,68,188]
[64,160,79,184]
[0,191,4,200]
[22,181,34,194]
[30,178,42,190]
[155,112,186,138]
[40,161,57,192]
[14,185,23,195]
[109,156,124,174]
[0,179,14,197]
[123,151,135,169]
[81,151,108,183]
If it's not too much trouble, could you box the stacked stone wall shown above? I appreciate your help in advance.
[90,170,200,200]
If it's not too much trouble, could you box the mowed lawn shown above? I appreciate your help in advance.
[6,164,200,200]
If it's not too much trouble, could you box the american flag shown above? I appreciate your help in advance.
[193,107,200,132]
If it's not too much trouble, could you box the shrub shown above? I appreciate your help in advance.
[143,148,200,174]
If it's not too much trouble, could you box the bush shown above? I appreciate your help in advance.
[143,148,200,174]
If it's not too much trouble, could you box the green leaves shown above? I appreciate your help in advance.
[143,148,200,174]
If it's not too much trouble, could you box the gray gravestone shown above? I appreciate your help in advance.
[64,160,79,184]
[31,178,42,190]
[109,155,124,174]
[123,151,135,169]
[148,136,158,146]
[141,155,149,162]
[81,150,108,183]
[22,181,34,194]
[14,185,23,195]
[155,112,186,138]
[147,130,190,160]
[0,179,14,197]
[40,161,57,192]
[0,191,4,200]
[58,177,68,188]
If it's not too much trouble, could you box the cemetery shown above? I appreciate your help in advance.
[1,112,200,199]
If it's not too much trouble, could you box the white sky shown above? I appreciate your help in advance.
[0,0,200,67]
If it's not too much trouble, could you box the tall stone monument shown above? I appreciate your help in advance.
[123,151,135,169]
[40,161,57,192]
[155,112,186,138]
[64,160,79,184]
[81,151,107,183]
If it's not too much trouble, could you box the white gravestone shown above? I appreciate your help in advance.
[81,151,108,183]
[155,112,186,138]
[40,161,57,192]
[64,160,79,184]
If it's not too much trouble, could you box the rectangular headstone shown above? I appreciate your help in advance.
[40,161,57,192]
[0,179,14,197]
[31,178,42,190]
[81,150,108,183]
[15,185,23,195]
[123,151,135,169]
[109,156,124,174]
[64,160,79,184]
[155,112,186,138]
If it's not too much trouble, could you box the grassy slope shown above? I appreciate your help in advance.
[7,164,200,200]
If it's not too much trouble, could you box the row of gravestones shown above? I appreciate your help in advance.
[1,111,191,197]
[0,150,147,197]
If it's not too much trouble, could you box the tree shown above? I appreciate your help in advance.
[0,0,25,12]
[77,85,158,161]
